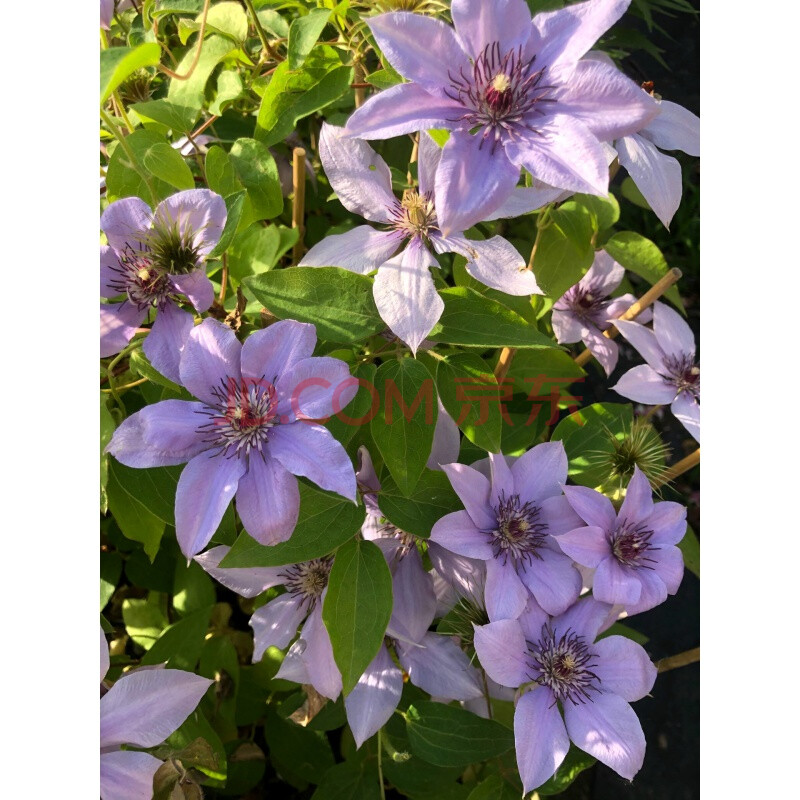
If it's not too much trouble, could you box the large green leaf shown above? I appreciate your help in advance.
[228,138,284,221]
[679,524,700,578]
[244,268,384,344]
[219,482,363,567]
[536,744,597,795]
[311,761,381,800]
[100,43,161,103]
[404,702,515,767]
[325,361,378,447]
[140,605,213,670]
[431,287,558,349]
[263,708,335,788]
[108,460,181,525]
[378,470,460,539]
[371,359,437,496]
[287,9,331,70]
[107,463,166,561]
[466,776,519,800]
[323,539,393,694]
[105,129,181,203]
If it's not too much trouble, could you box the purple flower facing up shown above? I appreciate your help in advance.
[429,445,584,621]
[107,318,358,557]
[615,86,700,229]
[552,250,652,376]
[612,301,699,442]
[100,190,226,383]
[100,631,213,800]
[345,0,658,233]
[556,466,686,614]
[300,125,542,353]
[473,597,656,793]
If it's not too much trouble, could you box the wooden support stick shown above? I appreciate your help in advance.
[292,147,306,263]
[654,447,700,488]
[656,646,700,673]
[574,267,683,367]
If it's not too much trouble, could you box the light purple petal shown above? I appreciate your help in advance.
[429,510,493,560]
[617,133,683,229]
[452,0,532,57]
[107,400,208,468]
[530,0,631,72]
[194,546,285,597]
[101,196,153,254]
[652,545,684,595]
[562,485,616,531]
[646,501,687,547]
[275,637,311,684]
[671,392,700,443]
[236,453,300,546]
[269,421,357,501]
[434,132,521,236]
[417,132,443,197]
[586,250,625,295]
[555,58,657,141]
[444,234,543,296]
[506,114,609,196]
[345,644,403,748]
[100,669,212,748]
[346,82,463,140]
[606,292,647,323]
[251,595,307,659]
[100,0,114,30]
[552,596,612,642]
[318,123,397,223]
[101,245,121,298]
[100,750,163,800]
[541,494,586,536]
[551,309,584,344]
[510,441,568,502]
[388,547,437,642]
[398,632,483,700]
[472,619,529,688]
[612,365,676,404]
[100,302,147,357]
[240,319,316,384]
[519,548,581,615]
[619,466,654,525]
[300,226,404,275]
[302,603,342,700]
[153,189,227,259]
[175,449,245,558]
[644,100,700,156]
[427,542,487,599]
[583,327,619,376]
[485,558,529,621]
[357,445,382,494]
[441,463,496,530]
[613,319,668,373]
[594,635,657,702]
[563,691,646,780]
[489,451,515,501]
[592,557,641,606]
[276,356,356,422]
[142,301,194,385]
[373,237,443,354]
[427,402,460,470]
[555,525,611,568]
[653,301,696,361]
[515,688,570,795]
[625,568,667,616]
[484,183,571,220]
[179,318,242,406]
[170,269,214,312]
[517,595,550,642]
[367,13,469,96]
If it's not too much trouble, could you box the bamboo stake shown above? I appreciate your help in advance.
[573,267,683,367]
[292,147,307,263]
[656,646,700,673]
[654,447,700,488]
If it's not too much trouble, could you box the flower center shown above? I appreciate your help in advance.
[389,190,438,239]
[197,377,279,458]
[610,520,659,569]
[107,244,173,309]
[279,558,334,606]
[566,285,610,327]
[527,625,601,705]
[490,492,548,564]
[144,219,203,275]
[445,42,555,151]
[663,353,700,397]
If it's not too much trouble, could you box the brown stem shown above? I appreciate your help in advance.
[292,147,307,262]
[219,253,229,304]
[656,646,699,673]
[354,61,366,108]
[159,0,211,81]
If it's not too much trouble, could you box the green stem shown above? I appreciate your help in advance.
[106,341,142,415]
[377,729,386,800]
[242,0,279,61]
[100,108,158,207]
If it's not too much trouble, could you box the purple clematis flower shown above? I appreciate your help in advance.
[474,597,656,793]
[429,445,584,620]
[615,87,700,229]
[100,631,213,800]
[555,466,686,614]
[101,0,134,29]
[100,189,226,383]
[107,318,358,557]
[345,0,657,233]
[300,124,542,353]
[612,301,699,442]
[552,250,651,375]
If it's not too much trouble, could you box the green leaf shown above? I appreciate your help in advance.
[244,267,384,343]
[100,551,123,610]
[599,622,650,646]
[106,129,180,203]
[228,223,298,281]
[165,709,227,782]
[504,348,586,409]
[405,702,515,767]
[323,539,393,694]
[100,43,161,103]
[173,559,216,616]
[123,594,168,650]
[431,287,558,349]
[573,192,620,231]
[532,202,596,299]
[129,347,184,391]
[229,138,284,221]
[208,69,244,115]
[371,359,437,496]
[131,98,199,133]
[365,66,404,90]
[288,9,331,70]
[603,231,686,312]
[141,141,195,189]
[209,190,247,259]
[536,744,596,795]
[436,352,502,453]
[219,482,364,567]
[466,775,519,800]
[378,470,460,539]
[311,761,381,800]
[203,1,248,41]
[100,395,116,513]
[551,403,634,487]
[140,605,213,670]
[325,361,378,446]
[107,463,166,561]
[263,708,335,788]
[108,459,181,525]
[205,145,244,197]
[679,524,700,578]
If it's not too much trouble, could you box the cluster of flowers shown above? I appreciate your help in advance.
[100,0,698,796]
